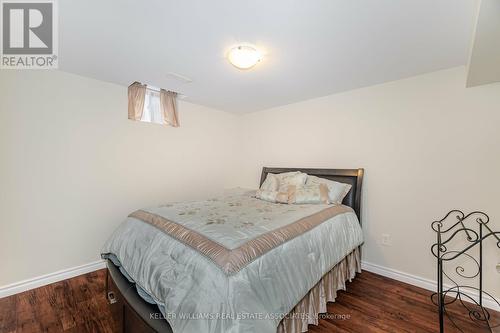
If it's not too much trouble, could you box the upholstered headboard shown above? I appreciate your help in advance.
[260,167,364,225]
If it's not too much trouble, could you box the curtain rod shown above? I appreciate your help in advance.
[145,85,187,99]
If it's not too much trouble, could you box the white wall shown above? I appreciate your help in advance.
[0,70,239,286]
[2,67,499,300]
[467,0,500,87]
[237,67,500,298]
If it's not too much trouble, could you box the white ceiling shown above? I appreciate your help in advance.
[59,0,478,113]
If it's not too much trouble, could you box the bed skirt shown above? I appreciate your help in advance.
[277,247,361,333]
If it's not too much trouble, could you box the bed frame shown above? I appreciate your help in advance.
[106,167,364,332]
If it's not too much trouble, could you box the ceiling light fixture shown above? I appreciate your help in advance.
[227,45,262,70]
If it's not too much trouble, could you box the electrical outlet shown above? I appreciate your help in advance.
[381,233,392,246]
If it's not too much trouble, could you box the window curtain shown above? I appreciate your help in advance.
[128,81,147,120]
[160,89,179,127]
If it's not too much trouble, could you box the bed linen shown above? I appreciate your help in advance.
[101,188,363,333]
[278,247,361,333]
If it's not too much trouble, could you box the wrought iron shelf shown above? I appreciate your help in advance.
[431,210,500,332]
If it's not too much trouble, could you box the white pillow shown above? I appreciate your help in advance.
[287,184,329,204]
[260,173,279,191]
[255,189,288,204]
[305,175,352,205]
[277,172,307,192]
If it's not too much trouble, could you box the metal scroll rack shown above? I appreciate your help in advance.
[431,210,500,332]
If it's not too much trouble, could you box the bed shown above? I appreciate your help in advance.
[103,167,364,333]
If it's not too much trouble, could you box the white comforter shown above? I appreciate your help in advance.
[102,188,363,333]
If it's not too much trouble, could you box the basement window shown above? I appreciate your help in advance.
[128,81,179,127]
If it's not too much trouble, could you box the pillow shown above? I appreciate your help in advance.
[305,175,352,205]
[277,172,308,192]
[288,184,329,204]
[259,173,279,191]
[255,189,288,204]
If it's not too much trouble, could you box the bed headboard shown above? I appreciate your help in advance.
[260,167,364,224]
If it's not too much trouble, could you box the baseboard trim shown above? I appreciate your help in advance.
[0,260,106,299]
[1,259,498,311]
[361,261,499,311]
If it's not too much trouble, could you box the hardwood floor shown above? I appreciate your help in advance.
[0,270,115,333]
[0,269,498,333]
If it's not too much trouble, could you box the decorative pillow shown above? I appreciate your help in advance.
[255,189,288,204]
[259,173,279,191]
[277,172,308,192]
[288,184,329,204]
[305,175,352,205]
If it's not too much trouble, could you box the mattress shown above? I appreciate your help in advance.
[101,188,363,333]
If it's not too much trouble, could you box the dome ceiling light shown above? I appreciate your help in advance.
[227,45,262,70]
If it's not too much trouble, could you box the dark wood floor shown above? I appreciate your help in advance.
[0,269,498,333]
